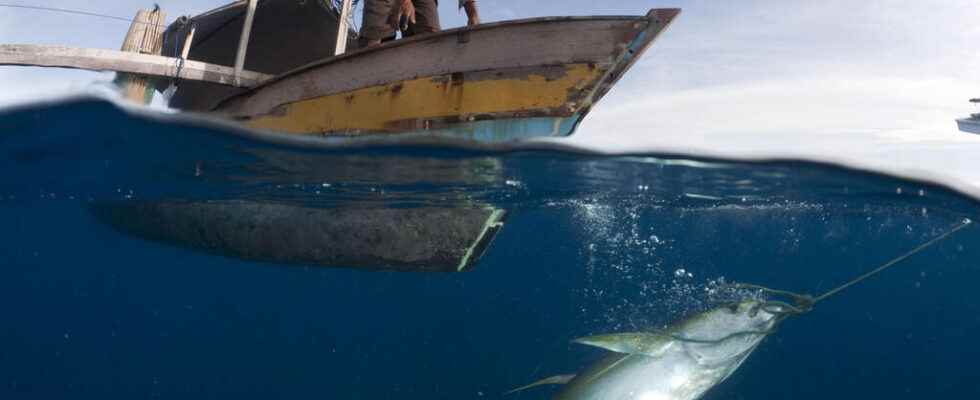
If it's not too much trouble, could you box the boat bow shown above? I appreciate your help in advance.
[216,8,681,143]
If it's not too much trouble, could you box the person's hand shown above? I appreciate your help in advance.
[389,0,416,31]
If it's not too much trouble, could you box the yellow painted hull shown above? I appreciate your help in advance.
[246,63,602,135]
[218,10,682,143]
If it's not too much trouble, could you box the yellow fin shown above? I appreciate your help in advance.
[505,374,576,395]
[574,332,675,357]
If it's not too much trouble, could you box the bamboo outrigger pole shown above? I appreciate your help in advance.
[0,4,273,93]
[116,7,167,104]
[0,44,272,88]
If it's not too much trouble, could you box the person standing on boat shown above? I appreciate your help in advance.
[359,0,481,48]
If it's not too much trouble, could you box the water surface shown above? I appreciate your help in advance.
[1,99,979,399]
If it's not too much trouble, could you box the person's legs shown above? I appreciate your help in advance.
[358,0,397,47]
[403,0,441,37]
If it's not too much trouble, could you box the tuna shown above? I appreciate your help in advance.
[513,300,781,400]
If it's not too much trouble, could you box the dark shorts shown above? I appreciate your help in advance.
[359,0,441,44]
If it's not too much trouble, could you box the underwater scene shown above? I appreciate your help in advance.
[2,99,979,399]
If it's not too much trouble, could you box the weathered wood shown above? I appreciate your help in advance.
[234,0,258,86]
[334,0,354,55]
[220,16,652,116]
[0,44,273,87]
[117,8,167,103]
[220,10,681,142]
[180,27,197,60]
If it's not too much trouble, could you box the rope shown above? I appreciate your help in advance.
[813,218,972,303]
[173,56,186,83]
[735,218,972,308]
[668,218,973,346]
[0,3,169,27]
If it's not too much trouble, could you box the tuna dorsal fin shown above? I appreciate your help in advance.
[573,332,675,357]
[505,374,576,395]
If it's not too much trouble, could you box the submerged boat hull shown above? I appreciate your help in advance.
[90,201,507,272]
[215,9,680,143]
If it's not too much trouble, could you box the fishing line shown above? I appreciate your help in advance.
[670,218,973,346]
[738,217,973,309]
[0,3,168,27]
[812,218,972,303]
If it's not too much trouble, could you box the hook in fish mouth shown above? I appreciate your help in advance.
[724,299,765,317]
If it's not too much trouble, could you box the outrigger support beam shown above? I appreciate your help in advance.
[0,44,273,88]
[234,0,258,87]
[334,0,354,55]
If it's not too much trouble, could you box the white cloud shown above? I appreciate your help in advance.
[567,75,980,193]
[585,76,973,142]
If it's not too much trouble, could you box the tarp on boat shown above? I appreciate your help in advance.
[158,0,357,111]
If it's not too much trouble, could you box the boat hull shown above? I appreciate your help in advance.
[215,9,680,143]
[958,118,980,134]
[89,201,507,272]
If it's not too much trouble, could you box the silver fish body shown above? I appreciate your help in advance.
[545,301,780,400]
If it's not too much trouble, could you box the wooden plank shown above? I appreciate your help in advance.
[234,0,258,86]
[245,64,603,134]
[117,8,167,104]
[0,44,273,88]
[334,0,354,55]
[180,27,197,60]
[219,17,649,116]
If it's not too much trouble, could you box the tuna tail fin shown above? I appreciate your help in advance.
[574,332,675,357]
[505,374,576,395]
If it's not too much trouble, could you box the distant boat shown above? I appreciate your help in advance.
[957,98,980,134]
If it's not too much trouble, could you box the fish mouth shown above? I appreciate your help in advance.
[728,299,765,316]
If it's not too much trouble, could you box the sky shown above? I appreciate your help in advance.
[1,0,980,193]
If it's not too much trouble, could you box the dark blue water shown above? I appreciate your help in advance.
[2,99,979,399]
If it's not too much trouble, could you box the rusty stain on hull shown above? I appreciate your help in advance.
[244,63,604,135]
[217,9,682,143]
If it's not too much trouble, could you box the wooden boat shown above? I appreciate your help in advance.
[214,10,680,143]
[0,1,680,144]
[957,98,980,134]
[0,2,677,270]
